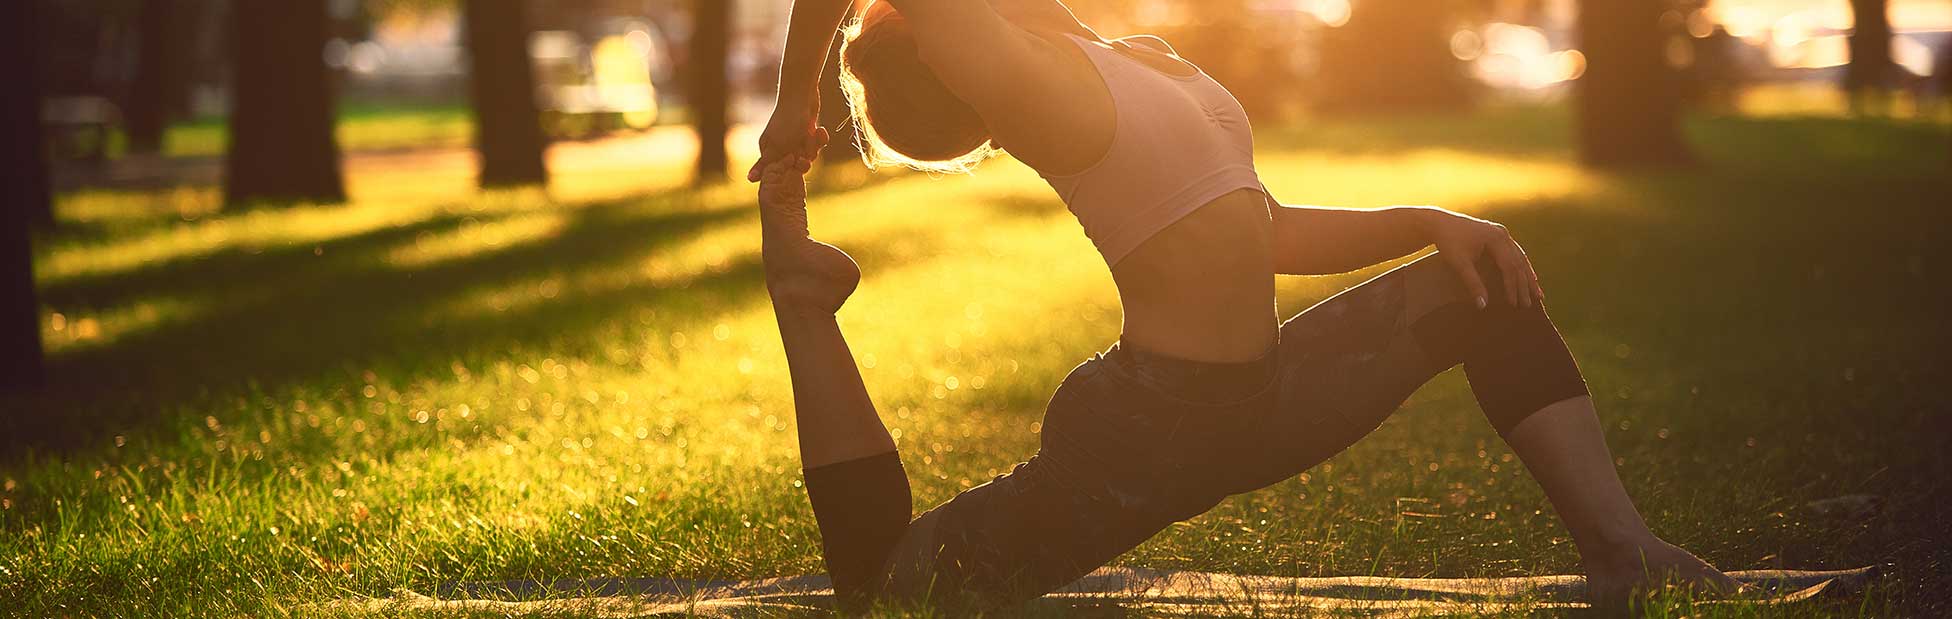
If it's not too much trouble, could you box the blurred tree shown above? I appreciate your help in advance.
[126,0,201,154]
[1938,46,1952,168]
[1314,0,1473,115]
[225,0,347,206]
[8,2,56,230]
[464,0,551,188]
[691,0,731,186]
[1151,0,1307,120]
[2,0,49,394]
[1844,0,1893,111]
[1576,0,1691,167]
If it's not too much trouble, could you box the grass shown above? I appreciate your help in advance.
[4,105,1949,618]
[102,102,477,159]
[108,101,699,159]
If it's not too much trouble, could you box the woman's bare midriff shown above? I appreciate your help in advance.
[1111,189,1279,364]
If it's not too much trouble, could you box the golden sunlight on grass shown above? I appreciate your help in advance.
[383,211,569,269]
[1733,82,1952,121]
[1256,148,1602,212]
[56,187,226,227]
[40,298,205,353]
[39,199,454,283]
[38,128,761,286]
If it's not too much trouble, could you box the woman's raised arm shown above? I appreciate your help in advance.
[749,0,858,182]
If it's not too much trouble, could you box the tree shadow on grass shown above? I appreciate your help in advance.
[36,205,526,312]
[7,180,1066,459]
[8,196,741,449]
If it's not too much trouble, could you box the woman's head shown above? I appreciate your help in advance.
[839,1,998,173]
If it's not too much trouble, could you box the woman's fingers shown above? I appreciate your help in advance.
[1522,258,1540,308]
[1510,239,1540,308]
[750,149,792,182]
[1499,247,1522,307]
[1442,249,1490,309]
[747,157,770,183]
[808,126,831,156]
[750,126,832,183]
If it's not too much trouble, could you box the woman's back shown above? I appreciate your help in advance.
[844,0,1277,363]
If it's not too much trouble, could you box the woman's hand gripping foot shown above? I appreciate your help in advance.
[759,156,860,316]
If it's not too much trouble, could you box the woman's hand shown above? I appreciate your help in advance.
[1418,208,1543,309]
[747,97,832,182]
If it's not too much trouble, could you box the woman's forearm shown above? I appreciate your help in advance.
[775,0,857,108]
[1271,205,1438,276]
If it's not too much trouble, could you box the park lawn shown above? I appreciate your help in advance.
[123,103,478,159]
[3,107,1949,617]
[131,101,700,159]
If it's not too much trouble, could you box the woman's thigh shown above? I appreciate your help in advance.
[872,347,1270,606]
[1232,254,1471,491]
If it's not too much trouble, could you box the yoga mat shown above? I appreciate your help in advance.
[320,565,1877,617]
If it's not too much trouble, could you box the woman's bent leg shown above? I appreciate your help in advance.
[775,302,917,605]
[774,288,917,611]
[760,158,911,608]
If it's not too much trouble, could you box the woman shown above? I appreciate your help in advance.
[751,0,1739,610]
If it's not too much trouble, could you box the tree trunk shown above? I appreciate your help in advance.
[463,0,550,188]
[1313,0,1470,115]
[691,0,732,186]
[126,0,198,155]
[1,0,49,394]
[1576,0,1692,167]
[1845,0,1892,99]
[224,0,345,206]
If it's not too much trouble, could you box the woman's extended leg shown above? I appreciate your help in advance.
[759,158,910,607]
[1248,252,1735,601]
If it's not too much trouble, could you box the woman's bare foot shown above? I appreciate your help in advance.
[1582,535,1743,605]
[758,156,860,315]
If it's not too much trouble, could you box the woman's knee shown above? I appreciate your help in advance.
[1397,251,1522,314]
[1399,253,1586,435]
[1399,251,1568,378]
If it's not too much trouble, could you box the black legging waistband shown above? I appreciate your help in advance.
[1102,339,1277,405]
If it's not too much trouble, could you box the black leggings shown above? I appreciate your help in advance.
[803,253,1589,611]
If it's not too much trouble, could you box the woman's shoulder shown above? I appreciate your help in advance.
[1114,34,1177,55]
[989,0,1102,40]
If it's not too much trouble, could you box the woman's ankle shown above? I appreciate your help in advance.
[1575,527,1662,566]
[763,240,860,316]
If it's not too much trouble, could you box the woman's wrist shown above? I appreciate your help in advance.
[774,85,817,114]
[1401,206,1448,243]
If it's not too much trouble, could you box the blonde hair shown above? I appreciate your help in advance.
[838,4,1000,174]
